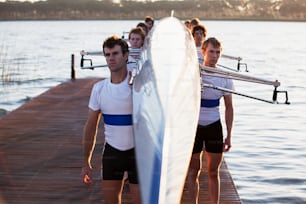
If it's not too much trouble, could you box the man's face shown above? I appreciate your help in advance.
[146,21,153,30]
[104,45,128,72]
[202,43,221,67]
[194,30,205,46]
[129,33,143,49]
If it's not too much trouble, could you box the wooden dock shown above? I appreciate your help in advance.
[0,78,241,204]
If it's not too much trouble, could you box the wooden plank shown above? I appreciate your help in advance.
[0,78,241,204]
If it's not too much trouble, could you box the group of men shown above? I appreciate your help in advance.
[81,16,234,204]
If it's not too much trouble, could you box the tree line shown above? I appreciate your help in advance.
[1,0,306,21]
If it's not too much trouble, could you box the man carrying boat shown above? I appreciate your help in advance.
[127,27,145,70]
[192,24,207,64]
[187,37,234,204]
[128,27,145,52]
[144,15,154,31]
[81,35,141,204]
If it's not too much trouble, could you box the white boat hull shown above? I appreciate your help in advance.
[133,17,201,204]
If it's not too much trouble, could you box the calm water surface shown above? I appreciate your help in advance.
[1,20,306,203]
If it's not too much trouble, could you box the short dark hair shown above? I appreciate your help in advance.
[192,24,207,37]
[136,22,148,35]
[190,18,200,26]
[129,27,146,41]
[202,37,223,51]
[145,16,154,25]
[102,35,129,55]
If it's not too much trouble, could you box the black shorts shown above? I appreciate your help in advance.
[102,143,138,184]
[192,120,224,154]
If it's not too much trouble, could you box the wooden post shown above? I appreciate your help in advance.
[71,54,76,80]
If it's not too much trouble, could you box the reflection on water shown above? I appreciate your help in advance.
[1,20,306,203]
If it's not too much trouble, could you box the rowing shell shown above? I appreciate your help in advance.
[132,17,201,204]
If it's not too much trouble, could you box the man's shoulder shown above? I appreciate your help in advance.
[92,78,108,91]
[94,78,108,86]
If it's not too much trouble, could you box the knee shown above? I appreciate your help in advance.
[187,168,200,178]
[207,168,219,179]
[189,153,202,171]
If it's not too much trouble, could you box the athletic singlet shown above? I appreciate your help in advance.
[127,55,138,72]
[199,73,234,126]
[88,75,134,151]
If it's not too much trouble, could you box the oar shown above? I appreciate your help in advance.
[81,64,109,70]
[221,54,242,61]
[81,61,137,70]
[203,72,279,86]
[200,65,280,87]
[220,54,248,71]
[80,48,141,69]
[80,48,142,56]
[216,64,241,72]
[203,83,290,104]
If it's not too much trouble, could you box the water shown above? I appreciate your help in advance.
[1,20,306,203]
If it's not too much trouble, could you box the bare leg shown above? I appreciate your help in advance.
[205,151,223,204]
[102,179,124,204]
[186,152,203,204]
[129,183,141,204]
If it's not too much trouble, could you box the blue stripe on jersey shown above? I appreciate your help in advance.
[102,114,132,126]
[201,99,220,108]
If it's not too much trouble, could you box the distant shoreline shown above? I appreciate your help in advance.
[1,0,306,22]
[1,18,306,22]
